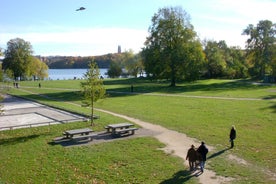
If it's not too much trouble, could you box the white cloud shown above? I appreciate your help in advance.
[192,0,276,48]
[0,27,148,56]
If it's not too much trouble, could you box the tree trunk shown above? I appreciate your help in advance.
[90,96,94,126]
[170,76,176,87]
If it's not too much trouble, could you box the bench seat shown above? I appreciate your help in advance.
[71,134,96,141]
[114,127,138,135]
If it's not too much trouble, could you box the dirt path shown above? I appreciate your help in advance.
[96,108,233,184]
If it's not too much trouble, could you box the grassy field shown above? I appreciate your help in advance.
[1,78,276,183]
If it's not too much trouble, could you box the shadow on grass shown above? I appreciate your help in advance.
[260,95,276,113]
[207,147,231,160]
[270,103,276,113]
[15,78,274,100]
[49,130,146,147]
[161,147,230,184]
[160,170,202,184]
[104,78,273,97]
[262,95,276,100]
[0,134,40,145]
[264,102,276,113]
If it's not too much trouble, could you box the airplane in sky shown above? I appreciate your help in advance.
[76,7,86,11]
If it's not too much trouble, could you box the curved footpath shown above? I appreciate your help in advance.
[95,108,233,184]
[96,108,276,183]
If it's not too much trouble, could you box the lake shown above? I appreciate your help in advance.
[48,68,108,80]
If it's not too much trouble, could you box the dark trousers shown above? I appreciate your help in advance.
[230,139,234,148]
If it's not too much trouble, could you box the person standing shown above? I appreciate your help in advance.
[197,141,209,172]
[186,145,197,171]
[229,125,236,148]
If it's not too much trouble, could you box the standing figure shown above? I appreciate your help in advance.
[229,125,236,148]
[186,145,197,171]
[197,141,209,173]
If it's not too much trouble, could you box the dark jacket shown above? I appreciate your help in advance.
[197,144,208,161]
[230,128,236,140]
[186,147,197,162]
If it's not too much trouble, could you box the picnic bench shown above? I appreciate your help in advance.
[105,123,138,137]
[63,128,94,141]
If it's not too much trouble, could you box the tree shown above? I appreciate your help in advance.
[204,40,227,78]
[203,40,248,79]
[107,61,122,78]
[0,64,3,82]
[116,50,144,78]
[226,46,248,79]
[26,56,49,80]
[3,38,33,80]
[0,48,3,82]
[142,6,205,86]
[243,20,276,79]
[80,61,106,126]
[126,53,144,77]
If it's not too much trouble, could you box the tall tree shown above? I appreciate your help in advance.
[142,6,205,86]
[243,20,276,79]
[107,61,122,78]
[2,38,33,80]
[204,40,227,78]
[126,53,144,78]
[80,61,106,126]
[26,56,49,80]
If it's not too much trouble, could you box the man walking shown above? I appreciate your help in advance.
[229,125,236,148]
[197,141,209,172]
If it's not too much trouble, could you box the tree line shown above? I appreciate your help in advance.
[1,6,275,84]
[142,7,276,86]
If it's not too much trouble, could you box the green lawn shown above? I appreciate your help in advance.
[1,78,276,183]
[0,121,186,184]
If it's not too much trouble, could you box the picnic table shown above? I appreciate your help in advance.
[63,128,94,140]
[105,123,138,137]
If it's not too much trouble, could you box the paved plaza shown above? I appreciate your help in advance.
[0,95,86,131]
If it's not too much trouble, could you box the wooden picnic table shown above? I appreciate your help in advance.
[63,128,94,139]
[105,123,138,136]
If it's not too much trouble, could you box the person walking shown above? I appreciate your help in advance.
[229,125,236,148]
[186,145,197,171]
[197,141,209,172]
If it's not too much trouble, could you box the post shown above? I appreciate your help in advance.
[131,85,134,92]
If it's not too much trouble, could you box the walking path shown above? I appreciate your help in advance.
[95,108,233,184]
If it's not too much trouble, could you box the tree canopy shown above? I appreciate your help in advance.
[203,40,248,79]
[142,7,205,86]
[2,38,48,80]
[243,20,276,79]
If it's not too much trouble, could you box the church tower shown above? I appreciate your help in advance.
[118,45,121,54]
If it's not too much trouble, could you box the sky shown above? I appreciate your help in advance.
[0,0,275,56]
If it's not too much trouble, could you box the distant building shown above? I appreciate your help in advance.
[118,45,121,54]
